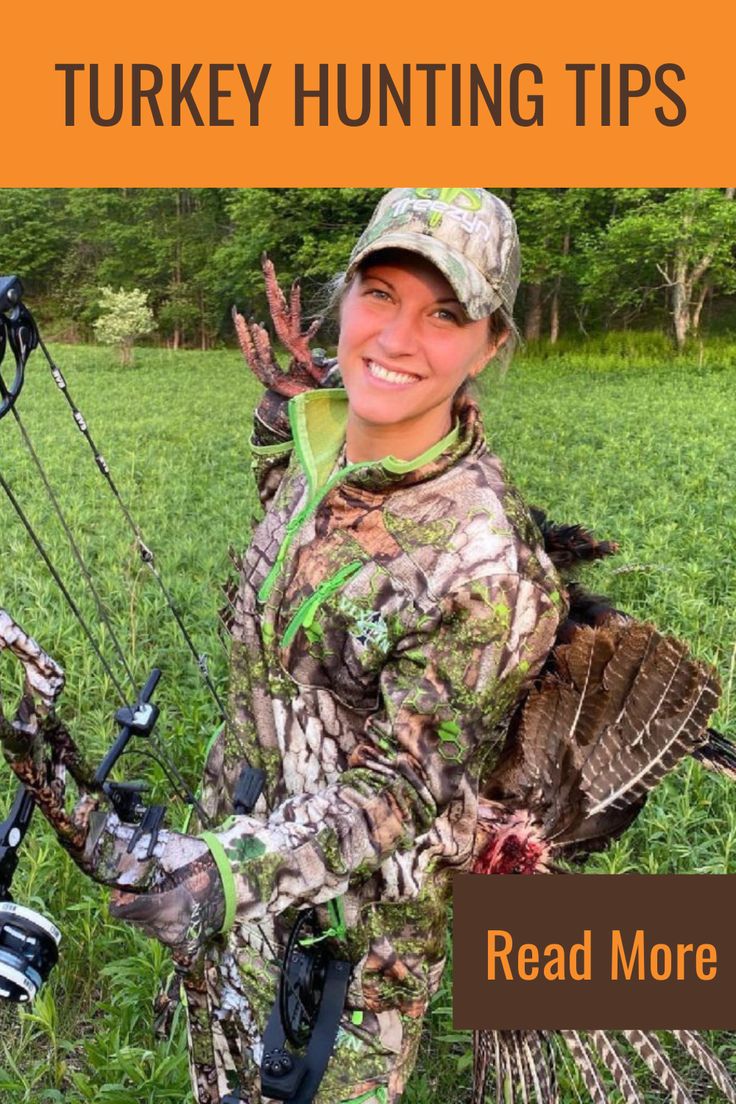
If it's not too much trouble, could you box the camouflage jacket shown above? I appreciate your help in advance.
[189,387,565,1103]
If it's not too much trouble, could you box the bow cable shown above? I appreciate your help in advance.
[0,455,213,822]
[0,298,223,821]
[32,332,260,786]
[0,286,239,752]
[0,458,210,811]
[36,334,231,721]
[0,293,233,718]
[0,463,129,707]
[6,403,138,696]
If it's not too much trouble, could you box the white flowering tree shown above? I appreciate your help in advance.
[93,287,155,365]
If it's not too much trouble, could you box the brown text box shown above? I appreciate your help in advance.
[453,874,736,1029]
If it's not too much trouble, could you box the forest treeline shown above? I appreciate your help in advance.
[2,187,735,349]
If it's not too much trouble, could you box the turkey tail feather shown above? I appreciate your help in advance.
[588,1031,643,1104]
[670,1029,736,1102]
[501,1036,515,1104]
[473,1031,559,1104]
[693,729,736,781]
[492,603,730,846]
[473,1028,735,1103]
[621,1029,694,1104]
[472,1029,494,1104]
[560,1030,609,1104]
[511,1033,530,1104]
[523,1032,558,1104]
[490,622,722,851]
[584,628,720,817]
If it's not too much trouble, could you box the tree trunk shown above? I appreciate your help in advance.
[524,282,543,342]
[549,277,561,344]
[671,256,691,350]
[691,282,710,334]
[550,230,570,344]
[172,189,183,351]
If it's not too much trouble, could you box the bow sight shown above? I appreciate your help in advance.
[0,605,181,1003]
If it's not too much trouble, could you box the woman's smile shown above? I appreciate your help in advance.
[364,357,424,387]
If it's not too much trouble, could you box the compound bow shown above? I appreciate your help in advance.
[0,277,348,1104]
[0,274,226,997]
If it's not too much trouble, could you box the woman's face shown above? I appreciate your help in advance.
[338,253,502,462]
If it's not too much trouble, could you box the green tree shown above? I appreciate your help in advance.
[509,189,615,342]
[61,189,230,348]
[212,188,382,337]
[0,189,69,299]
[581,189,736,348]
[93,286,155,365]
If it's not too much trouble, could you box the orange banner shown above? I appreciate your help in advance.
[2,0,734,185]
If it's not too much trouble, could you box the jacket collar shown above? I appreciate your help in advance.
[287,387,485,497]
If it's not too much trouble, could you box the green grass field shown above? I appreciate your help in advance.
[0,339,734,1102]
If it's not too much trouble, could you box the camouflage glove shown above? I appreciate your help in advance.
[233,256,338,440]
[84,810,226,964]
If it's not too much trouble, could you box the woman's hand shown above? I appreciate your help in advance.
[83,809,225,964]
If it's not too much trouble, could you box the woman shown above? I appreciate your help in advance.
[88,187,566,1104]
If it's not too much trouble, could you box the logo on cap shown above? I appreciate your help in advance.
[414,188,483,226]
[388,189,491,241]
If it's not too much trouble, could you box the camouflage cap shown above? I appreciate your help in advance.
[347,188,520,323]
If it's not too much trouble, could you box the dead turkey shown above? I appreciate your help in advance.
[470,512,736,1103]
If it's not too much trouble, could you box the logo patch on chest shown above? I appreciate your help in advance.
[338,596,390,651]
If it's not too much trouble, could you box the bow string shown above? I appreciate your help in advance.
[0,276,226,863]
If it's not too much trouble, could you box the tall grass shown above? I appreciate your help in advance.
[0,340,734,1102]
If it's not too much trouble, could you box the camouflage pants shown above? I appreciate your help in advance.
[312,1000,427,1104]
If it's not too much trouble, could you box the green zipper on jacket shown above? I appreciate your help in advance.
[257,461,370,605]
[281,560,363,647]
[256,390,461,608]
